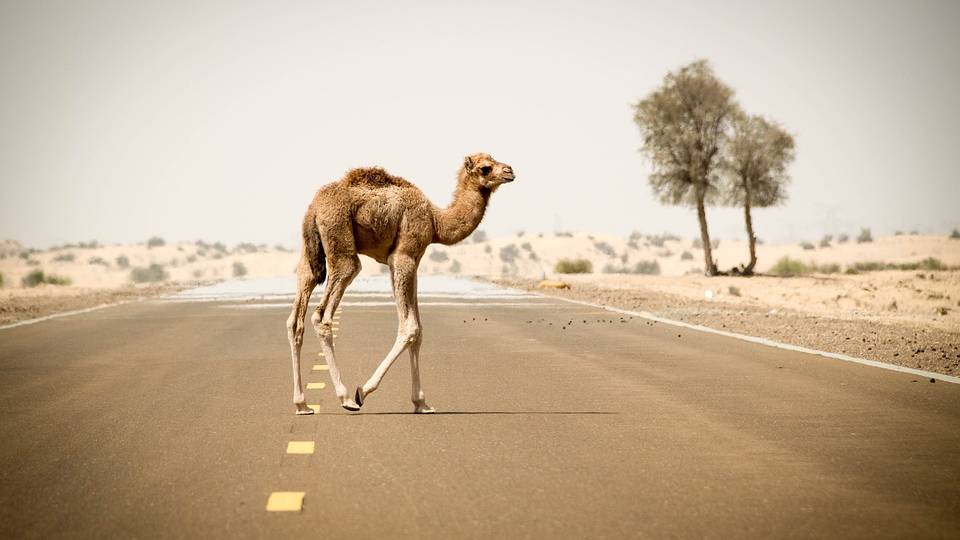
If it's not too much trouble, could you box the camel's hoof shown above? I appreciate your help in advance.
[295,403,315,416]
[413,403,436,414]
[354,386,365,408]
[341,398,360,412]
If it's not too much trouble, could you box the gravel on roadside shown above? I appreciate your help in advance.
[0,284,185,326]
[494,277,960,377]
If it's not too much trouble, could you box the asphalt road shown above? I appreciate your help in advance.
[1,277,959,538]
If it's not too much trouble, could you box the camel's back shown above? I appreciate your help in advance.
[342,167,415,190]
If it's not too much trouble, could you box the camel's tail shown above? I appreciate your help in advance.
[302,212,327,284]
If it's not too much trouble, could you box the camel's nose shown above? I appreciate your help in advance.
[502,166,515,181]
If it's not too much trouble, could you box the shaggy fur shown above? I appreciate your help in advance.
[286,153,515,414]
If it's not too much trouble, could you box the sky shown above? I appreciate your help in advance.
[1,0,958,248]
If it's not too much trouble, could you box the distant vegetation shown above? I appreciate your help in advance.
[499,244,519,263]
[428,249,449,263]
[593,241,617,258]
[53,253,75,262]
[21,269,71,287]
[819,235,832,248]
[951,228,960,240]
[770,257,809,277]
[680,251,694,260]
[469,230,487,243]
[0,272,4,287]
[232,261,248,277]
[856,228,873,244]
[130,264,169,283]
[799,241,815,250]
[837,233,849,243]
[115,255,130,269]
[147,237,166,248]
[555,258,592,274]
[448,260,461,273]
[602,260,660,275]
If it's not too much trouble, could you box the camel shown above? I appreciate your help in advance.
[286,153,515,415]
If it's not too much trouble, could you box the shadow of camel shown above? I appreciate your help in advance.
[312,411,617,416]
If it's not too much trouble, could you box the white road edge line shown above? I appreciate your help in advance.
[0,301,133,331]
[540,293,960,385]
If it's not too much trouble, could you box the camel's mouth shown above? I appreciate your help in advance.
[501,175,515,183]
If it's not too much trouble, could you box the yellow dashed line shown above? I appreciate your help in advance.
[266,491,304,512]
[312,364,329,371]
[308,403,320,410]
[286,441,315,454]
[306,382,326,390]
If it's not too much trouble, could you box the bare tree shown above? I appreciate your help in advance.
[724,114,795,275]
[633,60,738,275]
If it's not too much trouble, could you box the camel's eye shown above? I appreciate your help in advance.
[480,166,492,175]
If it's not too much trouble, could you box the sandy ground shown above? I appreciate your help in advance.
[494,273,960,377]
[0,284,184,326]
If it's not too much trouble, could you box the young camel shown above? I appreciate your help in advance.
[286,153,515,415]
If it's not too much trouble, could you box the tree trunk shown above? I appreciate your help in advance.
[743,186,757,275]
[696,193,717,276]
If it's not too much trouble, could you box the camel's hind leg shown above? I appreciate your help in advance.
[355,253,423,409]
[312,251,361,411]
[286,259,317,415]
[407,285,434,413]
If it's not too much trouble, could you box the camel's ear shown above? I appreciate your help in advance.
[463,155,475,172]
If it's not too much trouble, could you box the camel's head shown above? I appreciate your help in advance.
[462,153,515,190]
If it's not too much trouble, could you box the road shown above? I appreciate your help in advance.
[1,276,958,538]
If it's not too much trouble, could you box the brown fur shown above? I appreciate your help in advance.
[286,153,515,414]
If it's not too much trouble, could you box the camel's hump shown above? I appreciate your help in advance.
[342,167,412,188]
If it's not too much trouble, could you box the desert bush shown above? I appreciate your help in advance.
[847,261,885,273]
[484,245,492,254]
[192,269,204,278]
[130,264,169,283]
[837,233,849,243]
[680,251,694,260]
[555,258,592,274]
[21,270,45,287]
[894,230,903,236]
[235,242,260,253]
[711,238,720,249]
[45,274,71,285]
[212,242,227,252]
[632,260,661,275]
[648,235,666,248]
[78,240,99,249]
[449,260,461,273]
[692,238,702,249]
[520,242,532,251]
[819,235,832,248]
[770,257,810,277]
[212,253,223,260]
[470,230,487,243]
[812,263,841,274]
[593,241,616,258]
[21,269,71,287]
[516,231,525,237]
[115,255,130,269]
[428,250,449,263]
[26,259,39,266]
[88,256,109,267]
[499,244,519,263]
[856,228,873,243]
[626,240,639,250]
[232,261,248,277]
[528,251,539,261]
[274,244,291,252]
[728,285,741,297]
[186,255,197,263]
[147,236,165,248]
[950,228,960,240]
[53,253,75,262]
[800,241,815,250]
[658,249,673,257]
[0,272,3,287]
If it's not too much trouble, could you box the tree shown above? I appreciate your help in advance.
[633,60,739,275]
[724,114,795,274]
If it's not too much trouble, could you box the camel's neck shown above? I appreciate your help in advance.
[432,173,490,245]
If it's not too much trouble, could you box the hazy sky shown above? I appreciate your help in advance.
[1,0,958,248]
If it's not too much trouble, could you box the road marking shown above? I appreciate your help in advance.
[312,364,329,371]
[308,403,320,410]
[266,491,304,512]
[0,301,134,331]
[286,441,315,454]
[543,294,960,385]
[317,352,324,357]
[306,382,326,390]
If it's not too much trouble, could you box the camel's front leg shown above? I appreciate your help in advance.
[355,254,421,408]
